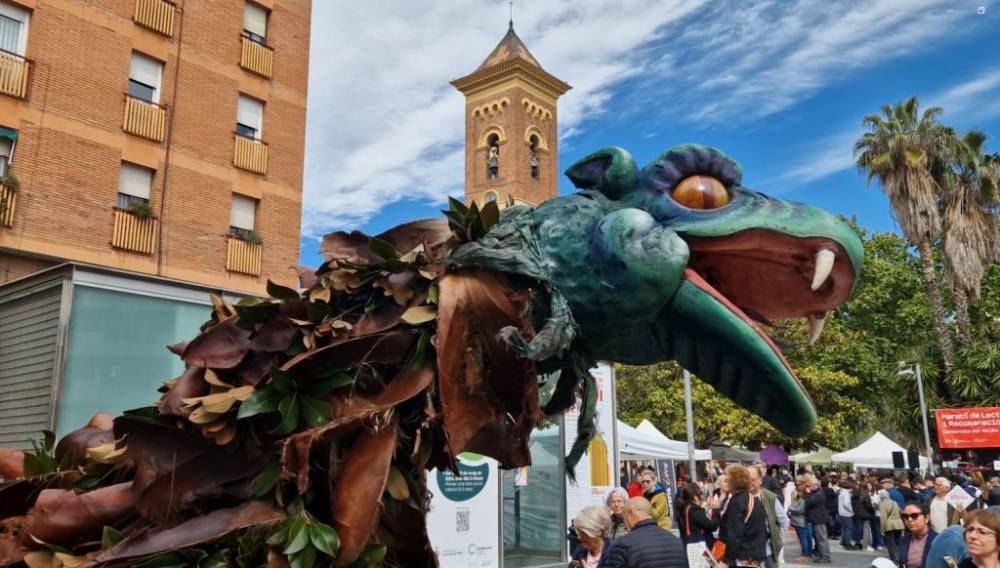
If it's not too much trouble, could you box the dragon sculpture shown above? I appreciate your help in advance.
[0,145,862,567]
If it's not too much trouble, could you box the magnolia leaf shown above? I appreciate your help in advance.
[267,280,300,302]
[252,463,280,497]
[237,386,282,419]
[447,196,468,216]
[101,526,125,550]
[398,244,425,264]
[427,284,439,305]
[188,407,222,425]
[283,518,309,555]
[480,200,500,232]
[270,366,293,394]
[289,544,316,568]
[298,395,332,428]
[299,372,353,397]
[400,305,436,325]
[351,543,387,567]
[203,368,229,387]
[308,287,332,303]
[272,394,299,435]
[408,330,431,370]
[385,466,410,501]
[367,238,397,260]
[308,523,339,557]
[266,521,291,547]
[85,442,128,464]
[229,385,255,401]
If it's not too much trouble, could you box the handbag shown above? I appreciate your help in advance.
[712,492,756,562]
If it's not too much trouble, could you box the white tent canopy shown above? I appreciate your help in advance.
[635,419,712,460]
[618,420,711,461]
[831,432,930,469]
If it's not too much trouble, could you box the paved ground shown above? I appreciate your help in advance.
[782,532,889,568]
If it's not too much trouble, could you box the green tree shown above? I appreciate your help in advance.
[854,97,956,374]
[941,130,999,345]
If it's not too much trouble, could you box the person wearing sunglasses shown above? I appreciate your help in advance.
[898,501,939,568]
[957,509,1000,568]
[641,472,672,530]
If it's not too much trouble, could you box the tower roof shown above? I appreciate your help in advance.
[452,23,571,96]
[476,23,542,71]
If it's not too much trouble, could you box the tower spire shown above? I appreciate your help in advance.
[509,1,513,28]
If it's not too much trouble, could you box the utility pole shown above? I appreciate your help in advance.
[684,369,697,482]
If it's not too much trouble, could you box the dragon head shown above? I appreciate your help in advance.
[452,144,863,437]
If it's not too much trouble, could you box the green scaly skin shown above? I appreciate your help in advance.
[449,144,864,443]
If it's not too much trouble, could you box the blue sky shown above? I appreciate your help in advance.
[300,1,1000,269]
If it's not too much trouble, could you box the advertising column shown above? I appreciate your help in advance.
[427,453,500,567]
[564,363,618,526]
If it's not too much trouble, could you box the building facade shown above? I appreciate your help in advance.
[0,0,310,295]
[451,22,570,208]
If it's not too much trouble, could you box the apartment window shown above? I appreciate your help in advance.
[0,136,12,177]
[230,194,257,239]
[236,95,263,139]
[117,162,153,209]
[128,52,162,104]
[242,2,267,44]
[0,2,29,56]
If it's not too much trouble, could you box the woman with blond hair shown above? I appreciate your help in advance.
[720,464,768,567]
[568,505,612,568]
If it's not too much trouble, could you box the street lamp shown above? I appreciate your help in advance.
[898,363,935,472]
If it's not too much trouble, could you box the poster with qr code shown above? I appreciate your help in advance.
[427,453,499,567]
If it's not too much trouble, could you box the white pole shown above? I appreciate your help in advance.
[684,369,697,482]
[915,364,934,472]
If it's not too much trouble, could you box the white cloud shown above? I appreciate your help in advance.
[303,0,705,237]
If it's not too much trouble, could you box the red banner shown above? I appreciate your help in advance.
[935,407,1000,449]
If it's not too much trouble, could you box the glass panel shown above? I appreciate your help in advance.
[0,15,20,54]
[237,95,263,135]
[235,123,257,139]
[128,80,156,103]
[502,425,565,567]
[0,156,7,177]
[243,2,267,39]
[230,194,257,230]
[129,53,162,103]
[57,286,209,436]
[118,162,153,199]
[117,193,149,210]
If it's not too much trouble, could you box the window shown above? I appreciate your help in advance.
[117,162,153,209]
[236,95,263,139]
[0,2,29,56]
[128,52,162,104]
[229,194,257,239]
[242,2,267,44]
[0,138,11,177]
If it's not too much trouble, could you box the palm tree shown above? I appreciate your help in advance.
[854,97,956,374]
[942,131,1000,345]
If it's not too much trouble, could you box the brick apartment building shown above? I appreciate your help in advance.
[0,0,310,295]
[0,0,309,447]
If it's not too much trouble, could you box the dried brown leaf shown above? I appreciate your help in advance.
[19,482,135,548]
[0,449,24,480]
[182,318,252,369]
[158,367,208,416]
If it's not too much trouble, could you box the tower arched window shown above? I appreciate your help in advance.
[529,135,540,180]
[486,133,500,180]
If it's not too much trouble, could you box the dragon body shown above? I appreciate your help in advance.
[0,145,862,567]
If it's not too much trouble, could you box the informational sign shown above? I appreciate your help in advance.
[427,453,500,568]
[945,485,976,510]
[564,363,617,526]
[935,407,1000,448]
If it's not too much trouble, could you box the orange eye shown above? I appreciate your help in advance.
[671,176,730,209]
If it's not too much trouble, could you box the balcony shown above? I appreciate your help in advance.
[0,49,31,99]
[0,182,15,228]
[133,0,176,37]
[111,208,157,254]
[226,235,261,276]
[233,133,268,175]
[239,35,273,79]
[123,95,167,142]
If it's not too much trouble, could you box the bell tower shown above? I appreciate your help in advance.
[451,23,571,207]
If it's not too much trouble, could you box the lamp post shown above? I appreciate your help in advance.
[898,364,935,472]
[683,369,697,482]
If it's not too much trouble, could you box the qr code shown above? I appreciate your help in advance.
[456,509,470,533]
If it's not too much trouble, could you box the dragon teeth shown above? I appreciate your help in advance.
[811,249,836,291]
[807,313,827,346]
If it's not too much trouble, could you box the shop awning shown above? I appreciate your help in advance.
[0,127,17,142]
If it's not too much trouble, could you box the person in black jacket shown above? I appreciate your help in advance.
[601,496,687,568]
[720,464,769,567]
[852,483,877,550]
[805,475,833,563]
[676,484,719,548]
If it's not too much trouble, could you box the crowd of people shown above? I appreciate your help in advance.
[567,464,1000,568]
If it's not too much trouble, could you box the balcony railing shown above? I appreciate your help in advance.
[123,95,167,142]
[0,49,31,99]
[226,235,261,275]
[233,132,268,175]
[0,182,15,228]
[133,0,176,36]
[239,35,274,79]
[111,208,157,254]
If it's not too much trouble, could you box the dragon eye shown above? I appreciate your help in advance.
[671,175,730,210]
